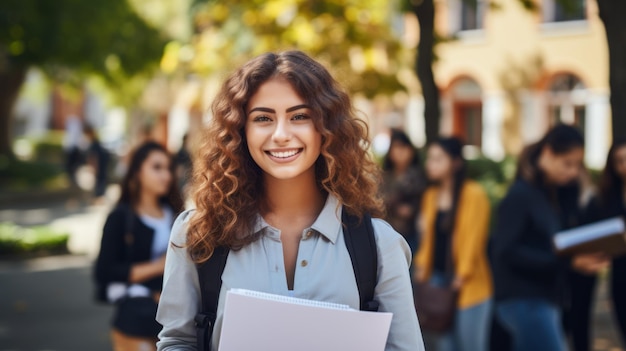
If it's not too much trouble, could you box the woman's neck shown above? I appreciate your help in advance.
[436,175,454,210]
[135,191,163,217]
[262,171,326,229]
[394,163,409,176]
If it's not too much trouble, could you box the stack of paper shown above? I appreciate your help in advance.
[553,216,626,256]
[218,289,393,351]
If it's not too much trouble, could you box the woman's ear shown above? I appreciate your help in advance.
[537,145,554,171]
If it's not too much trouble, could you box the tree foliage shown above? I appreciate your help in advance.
[164,0,410,98]
[0,0,166,80]
[0,0,168,157]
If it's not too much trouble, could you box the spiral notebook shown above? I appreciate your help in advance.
[218,289,393,351]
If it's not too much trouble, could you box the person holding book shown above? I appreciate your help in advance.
[491,124,607,351]
[414,137,492,351]
[566,138,626,350]
[381,128,426,255]
[156,51,425,351]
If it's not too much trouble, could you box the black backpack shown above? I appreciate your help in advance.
[194,209,379,351]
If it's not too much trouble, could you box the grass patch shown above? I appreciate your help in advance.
[0,222,69,256]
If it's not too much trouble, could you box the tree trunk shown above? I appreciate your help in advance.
[0,64,28,159]
[412,0,441,144]
[597,0,626,141]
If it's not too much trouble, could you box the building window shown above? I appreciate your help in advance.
[547,73,587,132]
[449,78,483,147]
[449,0,486,34]
[460,0,485,31]
[544,0,586,22]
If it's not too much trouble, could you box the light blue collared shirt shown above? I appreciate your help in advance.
[157,195,425,351]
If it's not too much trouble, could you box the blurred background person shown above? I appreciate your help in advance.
[84,124,110,204]
[567,138,626,350]
[63,114,85,188]
[381,129,425,255]
[491,124,607,351]
[414,137,492,351]
[95,141,183,351]
[174,133,193,202]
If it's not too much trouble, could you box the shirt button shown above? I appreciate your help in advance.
[305,230,313,239]
[301,260,308,267]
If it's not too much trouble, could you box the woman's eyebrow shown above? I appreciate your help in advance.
[286,104,310,112]
[248,104,310,114]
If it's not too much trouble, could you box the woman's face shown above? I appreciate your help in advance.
[612,145,626,181]
[389,141,414,170]
[137,151,173,197]
[425,144,453,182]
[245,77,322,182]
[540,146,584,185]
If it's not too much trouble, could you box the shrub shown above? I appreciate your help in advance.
[0,156,64,189]
[0,222,69,255]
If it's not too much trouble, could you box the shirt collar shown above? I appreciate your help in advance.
[251,194,343,244]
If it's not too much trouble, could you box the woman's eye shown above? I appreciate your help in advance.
[292,113,309,121]
[253,115,272,122]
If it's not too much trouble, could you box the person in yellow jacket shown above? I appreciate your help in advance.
[414,137,493,351]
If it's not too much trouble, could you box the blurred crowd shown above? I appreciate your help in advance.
[383,126,626,351]
[81,121,625,351]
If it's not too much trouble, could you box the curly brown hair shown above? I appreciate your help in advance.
[188,50,383,263]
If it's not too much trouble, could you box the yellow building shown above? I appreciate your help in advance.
[407,0,610,167]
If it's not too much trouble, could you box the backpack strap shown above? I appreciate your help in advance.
[195,246,229,351]
[194,210,379,350]
[341,209,379,312]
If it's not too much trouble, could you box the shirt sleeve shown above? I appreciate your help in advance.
[456,184,491,281]
[95,208,131,284]
[372,219,426,351]
[156,210,200,351]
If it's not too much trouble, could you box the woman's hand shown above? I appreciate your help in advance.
[396,204,413,219]
[452,277,465,290]
[129,254,167,283]
[413,266,425,282]
[572,253,610,275]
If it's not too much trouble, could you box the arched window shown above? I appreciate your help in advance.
[547,73,587,132]
[450,78,483,147]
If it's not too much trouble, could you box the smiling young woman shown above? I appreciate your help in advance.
[156,51,425,351]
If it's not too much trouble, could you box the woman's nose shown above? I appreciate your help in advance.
[272,119,292,143]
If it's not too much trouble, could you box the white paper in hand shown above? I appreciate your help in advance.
[218,289,393,351]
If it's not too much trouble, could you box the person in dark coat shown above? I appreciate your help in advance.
[491,124,608,351]
[381,129,425,255]
[84,125,110,200]
[95,141,183,351]
[564,138,626,350]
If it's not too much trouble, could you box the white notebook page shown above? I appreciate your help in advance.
[218,289,393,351]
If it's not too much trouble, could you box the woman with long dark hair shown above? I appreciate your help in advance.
[414,137,493,351]
[567,138,626,350]
[156,51,424,350]
[95,141,183,351]
[492,124,606,351]
[381,129,425,254]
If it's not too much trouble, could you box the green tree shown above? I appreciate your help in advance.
[0,0,167,157]
[165,0,409,98]
[405,0,626,144]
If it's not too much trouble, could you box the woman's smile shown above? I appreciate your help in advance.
[266,148,303,161]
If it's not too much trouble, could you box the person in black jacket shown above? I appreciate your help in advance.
[381,129,425,255]
[491,124,607,351]
[565,138,626,351]
[95,141,183,351]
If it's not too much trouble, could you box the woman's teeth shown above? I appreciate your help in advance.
[269,149,300,158]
